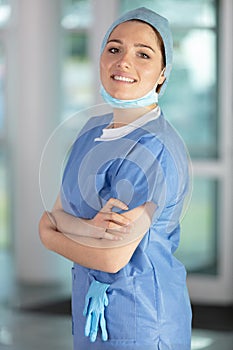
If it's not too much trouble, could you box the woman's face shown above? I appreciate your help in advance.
[100,20,166,100]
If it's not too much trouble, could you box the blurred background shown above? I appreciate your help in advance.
[0,0,232,349]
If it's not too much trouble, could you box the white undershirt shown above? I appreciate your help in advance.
[94,106,160,142]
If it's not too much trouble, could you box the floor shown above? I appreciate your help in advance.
[0,251,232,350]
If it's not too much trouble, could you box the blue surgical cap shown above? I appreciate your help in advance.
[100,7,173,97]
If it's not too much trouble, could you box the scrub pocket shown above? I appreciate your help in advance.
[105,275,136,342]
[106,269,158,344]
[72,266,159,346]
[71,266,91,339]
[134,269,159,341]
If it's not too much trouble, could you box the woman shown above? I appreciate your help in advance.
[39,7,192,350]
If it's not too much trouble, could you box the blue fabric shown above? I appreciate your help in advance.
[100,7,173,97]
[61,109,192,349]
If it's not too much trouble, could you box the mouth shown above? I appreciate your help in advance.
[111,74,136,83]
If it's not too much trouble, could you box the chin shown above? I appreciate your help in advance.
[109,90,136,100]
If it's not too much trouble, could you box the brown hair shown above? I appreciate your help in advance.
[130,19,166,69]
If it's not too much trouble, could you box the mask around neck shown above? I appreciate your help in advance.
[100,85,159,109]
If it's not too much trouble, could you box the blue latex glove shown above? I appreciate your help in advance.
[83,280,110,342]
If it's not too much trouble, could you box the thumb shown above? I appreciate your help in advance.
[104,293,109,307]
[83,295,90,316]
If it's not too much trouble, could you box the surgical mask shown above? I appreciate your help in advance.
[100,85,159,109]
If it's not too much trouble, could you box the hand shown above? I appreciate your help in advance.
[88,198,132,241]
[83,280,110,342]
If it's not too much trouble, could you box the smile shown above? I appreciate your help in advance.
[111,75,136,83]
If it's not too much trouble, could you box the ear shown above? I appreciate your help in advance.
[156,68,166,93]
[157,67,166,85]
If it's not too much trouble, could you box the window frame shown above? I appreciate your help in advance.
[0,0,13,248]
[186,0,233,304]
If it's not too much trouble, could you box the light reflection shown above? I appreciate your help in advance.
[61,2,92,30]
[0,5,11,26]
[191,335,214,349]
[0,326,13,346]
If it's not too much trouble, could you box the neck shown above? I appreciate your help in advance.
[112,104,156,128]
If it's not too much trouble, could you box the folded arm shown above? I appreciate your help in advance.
[39,200,155,273]
[51,195,132,241]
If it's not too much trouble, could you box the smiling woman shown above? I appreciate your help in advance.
[100,21,165,102]
[39,7,192,350]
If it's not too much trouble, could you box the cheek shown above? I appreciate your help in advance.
[99,59,107,81]
[100,53,111,74]
[140,70,157,87]
[140,64,162,85]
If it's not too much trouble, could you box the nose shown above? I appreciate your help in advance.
[116,51,131,69]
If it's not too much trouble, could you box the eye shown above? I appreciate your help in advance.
[108,47,120,54]
[138,52,150,59]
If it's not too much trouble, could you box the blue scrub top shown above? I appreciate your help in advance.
[61,110,192,350]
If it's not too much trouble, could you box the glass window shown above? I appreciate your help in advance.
[0,42,5,134]
[121,0,216,27]
[0,0,11,28]
[176,178,218,275]
[120,0,218,159]
[161,28,217,159]
[0,151,9,248]
[0,40,8,249]
[61,0,93,119]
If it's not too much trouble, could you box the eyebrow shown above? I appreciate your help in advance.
[134,43,155,53]
[107,39,155,53]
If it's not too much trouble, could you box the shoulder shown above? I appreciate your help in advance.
[68,113,113,154]
[130,113,190,186]
[78,113,112,138]
[137,111,188,161]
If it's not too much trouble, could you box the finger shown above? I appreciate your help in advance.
[104,294,109,307]
[102,231,124,241]
[90,312,99,342]
[83,304,88,317]
[107,221,131,233]
[101,198,128,213]
[104,212,131,226]
[90,331,97,343]
[84,312,92,337]
[100,313,108,341]
[83,296,90,316]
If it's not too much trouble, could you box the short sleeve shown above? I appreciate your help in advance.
[107,135,189,222]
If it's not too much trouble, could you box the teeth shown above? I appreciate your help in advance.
[113,75,135,83]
